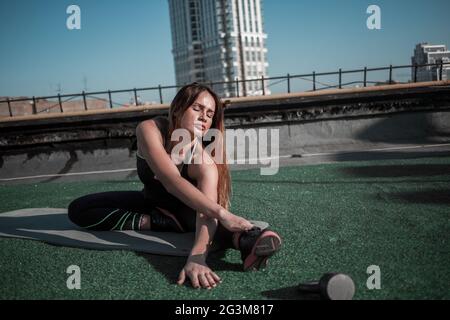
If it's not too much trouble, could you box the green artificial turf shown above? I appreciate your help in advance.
[1,156,449,299]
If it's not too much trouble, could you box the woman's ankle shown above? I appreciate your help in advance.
[232,232,243,250]
[139,214,151,230]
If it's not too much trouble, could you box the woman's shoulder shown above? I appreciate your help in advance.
[136,116,170,151]
[153,116,169,135]
[138,116,169,137]
[140,115,168,129]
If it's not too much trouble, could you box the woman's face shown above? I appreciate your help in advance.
[179,91,216,138]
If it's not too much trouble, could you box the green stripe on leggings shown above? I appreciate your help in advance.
[119,212,132,231]
[131,213,137,231]
[82,208,120,229]
[111,211,129,231]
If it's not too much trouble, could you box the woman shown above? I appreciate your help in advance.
[68,83,282,289]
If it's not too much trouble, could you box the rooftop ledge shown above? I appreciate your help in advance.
[1,80,449,125]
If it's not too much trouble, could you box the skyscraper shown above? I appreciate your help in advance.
[168,0,269,97]
[411,43,450,82]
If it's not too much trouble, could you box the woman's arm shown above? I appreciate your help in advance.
[136,119,253,232]
[136,120,223,219]
[178,159,222,289]
[190,159,220,257]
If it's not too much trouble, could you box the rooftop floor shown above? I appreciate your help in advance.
[1,154,449,299]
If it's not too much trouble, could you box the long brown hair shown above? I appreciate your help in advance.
[166,83,231,210]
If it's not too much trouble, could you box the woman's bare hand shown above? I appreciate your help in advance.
[218,210,254,233]
[177,255,222,289]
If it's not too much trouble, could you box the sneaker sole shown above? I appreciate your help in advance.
[243,231,282,271]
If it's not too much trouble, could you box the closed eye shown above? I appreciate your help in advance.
[192,104,214,118]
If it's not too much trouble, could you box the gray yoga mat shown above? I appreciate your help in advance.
[0,208,269,256]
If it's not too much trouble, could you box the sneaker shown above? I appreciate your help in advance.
[235,227,282,271]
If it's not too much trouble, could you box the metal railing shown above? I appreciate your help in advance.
[1,61,449,118]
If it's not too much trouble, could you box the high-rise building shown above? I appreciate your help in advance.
[168,0,269,97]
[411,43,450,82]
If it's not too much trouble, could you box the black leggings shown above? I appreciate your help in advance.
[67,190,234,249]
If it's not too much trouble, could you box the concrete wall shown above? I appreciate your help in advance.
[1,81,450,182]
[225,110,450,159]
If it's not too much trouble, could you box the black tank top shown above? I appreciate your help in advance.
[136,116,198,215]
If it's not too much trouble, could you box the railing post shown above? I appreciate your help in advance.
[261,75,265,95]
[210,81,214,90]
[439,61,443,81]
[6,97,12,117]
[13,63,431,116]
[134,88,138,106]
[364,67,367,87]
[58,94,63,112]
[108,90,113,108]
[435,62,439,81]
[313,71,316,91]
[389,64,393,84]
[158,85,163,104]
[32,96,37,114]
[414,63,418,83]
[287,73,291,94]
[82,91,87,110]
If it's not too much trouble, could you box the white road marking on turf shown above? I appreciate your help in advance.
[239,155,292,163]
[0,156,292,182]
[0,168,137,182]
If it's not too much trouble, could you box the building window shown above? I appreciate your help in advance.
[248,0,253,32]
[254,0,258,33]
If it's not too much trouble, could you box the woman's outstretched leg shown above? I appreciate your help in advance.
[213,221,282,271]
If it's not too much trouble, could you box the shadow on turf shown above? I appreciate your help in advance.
[261,286,321,300]
[234,158,450,187]
[341,164,450,205]
[233,178,450,186]
[331,150,450,163]
[136,249,243,287]
[388,189,450,205]
[340,164,450,178]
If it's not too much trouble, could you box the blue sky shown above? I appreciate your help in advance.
[1,0,449,98]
